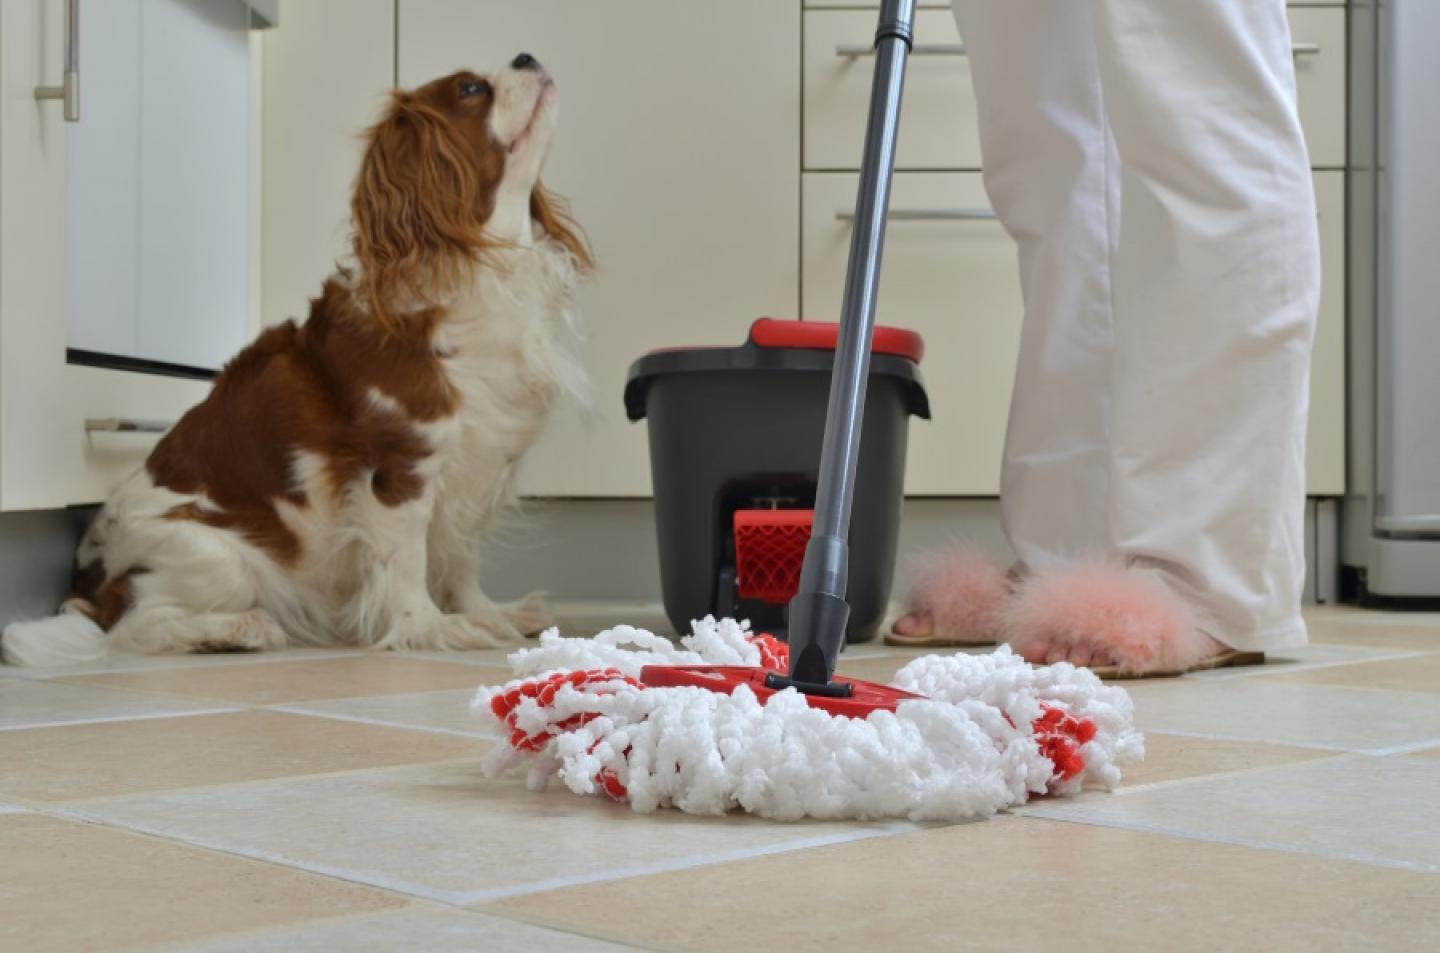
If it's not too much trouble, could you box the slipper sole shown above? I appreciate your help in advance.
[1090,649,1267,680]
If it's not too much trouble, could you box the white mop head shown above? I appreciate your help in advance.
[472,617,1143,822]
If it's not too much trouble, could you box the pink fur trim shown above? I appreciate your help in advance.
[907,547,1012,641]
[1002,564,1218,673]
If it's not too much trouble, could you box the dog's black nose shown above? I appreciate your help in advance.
[511,53,540,71]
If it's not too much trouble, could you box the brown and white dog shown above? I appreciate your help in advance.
[2,54,590,666]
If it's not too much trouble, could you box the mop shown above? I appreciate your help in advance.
[472,0,1143,821]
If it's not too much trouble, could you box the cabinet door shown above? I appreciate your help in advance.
[398,0,801,497]
[66,0,254,372]
[1,0,227,510]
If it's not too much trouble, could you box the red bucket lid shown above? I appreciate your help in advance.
[749,318,924,364]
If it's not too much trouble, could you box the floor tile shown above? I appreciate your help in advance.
[1305,615,1440,651]
[72,760,913,905]
[0,710,479,803]
[152,905,637,952]
[1259,652,1440,694]
[277,689,498,739]
[1181,642,1422,681]
[1307,606,1440,629]
[1026,755,1440,873]
[1108,732,1338,790]
[485,816,1440,952]
[1121,677,1440,752]
[59,656,510,704]
[0,677,232,730]
[0,814,400,953]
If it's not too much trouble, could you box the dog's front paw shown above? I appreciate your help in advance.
[193,610,288,654]
[503,591,555,637]
[432,611,522,649]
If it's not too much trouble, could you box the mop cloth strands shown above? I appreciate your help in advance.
[472,617,1144,822]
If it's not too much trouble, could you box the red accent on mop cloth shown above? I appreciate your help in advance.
[489,668,642,753]
[749,318,925,364]
[733,509,814,604]
[1032,704,1098,781]
[747,632,790,670]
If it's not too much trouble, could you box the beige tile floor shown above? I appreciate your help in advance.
[1,604,1437,951]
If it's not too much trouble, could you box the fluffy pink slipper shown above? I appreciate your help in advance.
[1001,564,1263,678]
[886,547,1012,647]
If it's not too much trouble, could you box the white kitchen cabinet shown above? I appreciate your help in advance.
[0,0,260,510]
[397,0,801,497]
[67,0,255,371]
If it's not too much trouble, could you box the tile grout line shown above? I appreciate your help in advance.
[474,903,674,952]
[267,704,501,741]
[451,822,925,906]
[1128,726,1381,754]
[1016,812,1440,876]
[0,706,245,733]
[46,755,488,808]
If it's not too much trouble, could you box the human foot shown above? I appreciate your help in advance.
[886,547,1016,647]
[1002,563,1262,678]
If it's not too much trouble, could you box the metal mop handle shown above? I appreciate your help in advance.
[785,0,915,687]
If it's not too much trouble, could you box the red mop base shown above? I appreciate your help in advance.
[638,664,925,719]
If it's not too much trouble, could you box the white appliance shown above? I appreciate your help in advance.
[1344,0,1440,598]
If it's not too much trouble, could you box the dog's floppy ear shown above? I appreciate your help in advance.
[530,183,593,271]
[352,97,491,330]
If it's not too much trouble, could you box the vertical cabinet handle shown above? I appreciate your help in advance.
[34,0,80,122]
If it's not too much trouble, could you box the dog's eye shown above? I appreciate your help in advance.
[458,79,492,99]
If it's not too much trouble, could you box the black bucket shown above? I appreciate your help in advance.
[624,319,929,644]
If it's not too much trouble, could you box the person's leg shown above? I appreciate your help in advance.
[893,0,1119,642]
[1014,0,1319,668]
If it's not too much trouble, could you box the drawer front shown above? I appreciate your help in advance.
[1290,6,1347,168]
[803,172,1345,497]
[804,7,1344,171]
[802,172,1021,495]
[804,9,980,171]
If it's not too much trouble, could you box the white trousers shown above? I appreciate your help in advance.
[950,0,1321,651]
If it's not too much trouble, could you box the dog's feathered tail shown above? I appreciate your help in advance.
[2,609,107,667]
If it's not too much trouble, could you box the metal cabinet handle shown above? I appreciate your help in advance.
[85,418,172,434]
[838,41,1314,58]
[837,43,966,58]
[836,208,997,222]
[34,0,80,122]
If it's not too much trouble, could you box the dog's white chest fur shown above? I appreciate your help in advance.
[430,241,584,502]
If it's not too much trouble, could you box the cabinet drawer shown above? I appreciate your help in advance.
[803,172,1345,497]
[802,172,1021,495]
[804,7,1345,171]
[804,9,980,171]
[1290,7,1347,168]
